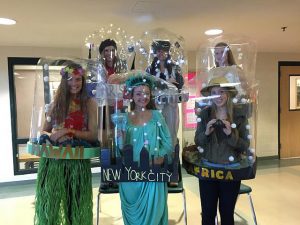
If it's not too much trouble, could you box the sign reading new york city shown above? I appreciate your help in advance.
[100,145,179,182]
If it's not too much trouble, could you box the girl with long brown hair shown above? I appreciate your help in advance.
[34,62,98,225]
[195,76,250,225]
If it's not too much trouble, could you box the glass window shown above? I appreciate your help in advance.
[8,57,40,175]
[289,75,300,110]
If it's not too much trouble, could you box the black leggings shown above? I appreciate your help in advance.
[199,179,241,225]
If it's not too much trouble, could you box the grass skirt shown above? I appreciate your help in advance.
[34,158,93,225]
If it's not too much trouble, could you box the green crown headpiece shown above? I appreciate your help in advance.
[125,73,155,92]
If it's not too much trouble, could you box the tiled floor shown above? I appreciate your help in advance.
[1,158,300,225]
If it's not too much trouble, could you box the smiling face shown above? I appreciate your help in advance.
[103,45,116,63]
[67,73,83,95]
[156,49,168,62]
[214,46,227,66]
[211,86,228,107]
[132,85,151,110]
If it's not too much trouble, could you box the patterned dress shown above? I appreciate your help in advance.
[119,110,173,225]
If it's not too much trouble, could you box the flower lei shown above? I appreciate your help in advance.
[60,66,85,79]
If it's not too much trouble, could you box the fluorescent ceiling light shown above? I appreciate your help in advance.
[0,18,16,25]
[204,29,223,36]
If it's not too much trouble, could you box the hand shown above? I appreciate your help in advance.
[222,120,232,136]
[50,128,70,142]
[168,77,178,85]
[154,157,164,165]
[116,129,125,139]
[205,119,216,135]
[107,73,127,84]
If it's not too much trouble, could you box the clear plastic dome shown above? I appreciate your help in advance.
[133,27,189,149]
[102,70,189,151]
[135,27,188,81]
[84,24,135,72]
[27,58,104,159]
[182,34,258,181]
[100,70,188,182]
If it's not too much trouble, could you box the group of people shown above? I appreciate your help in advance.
[33,40,251,225]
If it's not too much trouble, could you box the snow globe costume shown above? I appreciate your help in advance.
[119,73,173,225]
[135,28,188,148]
[27,59,101,225]
[182,35,257,225]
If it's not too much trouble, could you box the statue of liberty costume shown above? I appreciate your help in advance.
[119,75,173,225]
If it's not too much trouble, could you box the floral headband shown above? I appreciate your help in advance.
[60,66,85,79]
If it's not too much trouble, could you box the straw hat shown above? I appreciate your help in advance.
[200,76,238,97]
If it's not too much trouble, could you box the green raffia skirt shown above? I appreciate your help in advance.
[34,158,93,225]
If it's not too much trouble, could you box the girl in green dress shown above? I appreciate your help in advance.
[119,74,173,225]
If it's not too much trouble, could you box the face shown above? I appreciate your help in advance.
[67,73,83,95]
[156,49,168,61]
[214,46,227,66]
[132,85,151,109]
[211,86,228,107]
[103,46,116,62]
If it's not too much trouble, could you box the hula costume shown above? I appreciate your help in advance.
[119,110,173,225]
[34,99,93,225]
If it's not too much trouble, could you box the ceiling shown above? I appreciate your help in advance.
[1,0,300,53]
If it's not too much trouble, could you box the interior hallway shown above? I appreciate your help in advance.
[0,158,299,225]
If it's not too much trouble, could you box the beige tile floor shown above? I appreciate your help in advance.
[0,158,300,225]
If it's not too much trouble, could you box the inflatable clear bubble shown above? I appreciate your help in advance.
[135,27,188,79]
[182,34,258,181]
[104,69,189,150]
[197,34,257,90]
[84,24,135,72]
[134,28,189,150]
[100,70,188,182]
[27,58,104,160]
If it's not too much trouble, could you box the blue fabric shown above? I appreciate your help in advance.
[202,159,241,168]
[38,134,99,148]
[119,110,173,225]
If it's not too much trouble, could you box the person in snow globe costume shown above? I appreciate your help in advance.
[34,61,98,225]
[118,72,173,225]
[136,28,188,149]
[194,75,250,225]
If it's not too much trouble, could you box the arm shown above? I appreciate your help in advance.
[173,65,184,90]
[41,105,68,143]
[225,117,250,153]
[42,114,53,137]
[194,108,212,148]
[154,111,173,164]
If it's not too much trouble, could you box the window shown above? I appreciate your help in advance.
[8,57,40,174]
[289,75,300,110]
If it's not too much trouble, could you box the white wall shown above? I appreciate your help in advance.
[0,46,81,183]
[255,52,300,156]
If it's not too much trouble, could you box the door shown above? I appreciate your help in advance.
[279,62,300,158]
